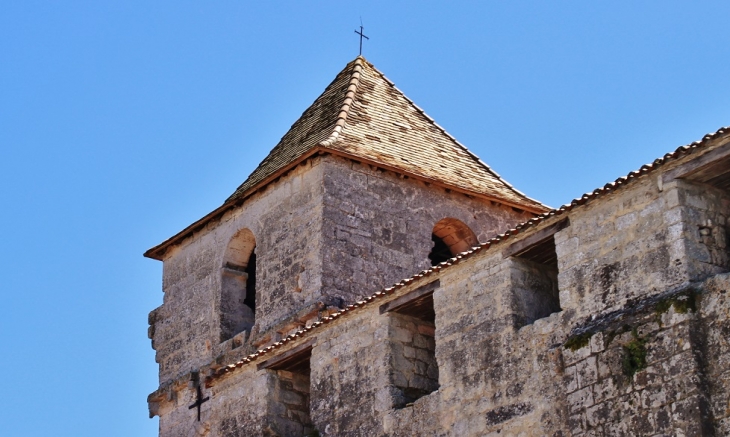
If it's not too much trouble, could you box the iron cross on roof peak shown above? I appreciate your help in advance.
[354,23,369,56]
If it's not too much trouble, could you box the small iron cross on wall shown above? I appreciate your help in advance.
[188,384,210,421]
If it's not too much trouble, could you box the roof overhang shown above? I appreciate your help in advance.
[144,147,549,261]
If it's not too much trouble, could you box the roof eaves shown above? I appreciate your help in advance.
[323,148,548,214]
[143,147,327,261]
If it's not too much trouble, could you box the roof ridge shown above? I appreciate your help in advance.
[205,124,730,384]
[319,57,364,147]
[361,59,549,210]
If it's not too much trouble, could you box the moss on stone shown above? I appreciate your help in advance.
[622,329,647,378]
[655,291,697,315]
[564,331,594,351]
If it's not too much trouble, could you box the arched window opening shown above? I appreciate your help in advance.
[428,218,479,266]
[220,229,257,342]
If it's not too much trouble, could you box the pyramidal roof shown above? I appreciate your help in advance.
[227,57,545,210]
[146,57,546,260]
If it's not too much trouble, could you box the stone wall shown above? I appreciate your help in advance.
[148,137,730,436]
[150,269,730,437]
[700,274,730,435]
[153,370,270,437]
[556,177,685,320]
[563,290,711,436]
[414,252,568,437]
[149,158,327,383]
[308,312,391,435]
[320,156,533,304]
[149,154,531,385]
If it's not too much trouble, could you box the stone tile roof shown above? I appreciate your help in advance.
[146,56,546,260]
[226,56,545,210]
[206,125,730,385]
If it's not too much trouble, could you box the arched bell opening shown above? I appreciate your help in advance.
[428,218,478,266]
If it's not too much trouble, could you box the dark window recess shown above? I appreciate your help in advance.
[429,234,452,266]
[681,152,730,271]
[266,345,312,374]
[515,237,558,271]
[510,236,561,326]
[244,251,256,314]
[391,292,436,324]
[261,345,315,436]
[428,218,479,266]
[384,283,439,409]
[681,150,730,196]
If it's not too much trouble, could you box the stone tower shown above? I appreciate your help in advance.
[145,57,546,435]
[146,57,730,436]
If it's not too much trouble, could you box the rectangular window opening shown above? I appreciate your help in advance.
[259,342,314,435]
[504,220,567,327]
[381,281,440,409]
[665,143,730,272]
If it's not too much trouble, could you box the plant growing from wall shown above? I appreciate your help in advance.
[622,329,647,378]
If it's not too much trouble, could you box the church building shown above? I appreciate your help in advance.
[145,56,730,436]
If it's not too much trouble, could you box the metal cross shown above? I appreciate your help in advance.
[188,384,210,421]
[354,24,369,56]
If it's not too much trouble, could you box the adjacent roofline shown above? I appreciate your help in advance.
[202,125,729,385]
[143,146,320,261]
[322,149,548,213]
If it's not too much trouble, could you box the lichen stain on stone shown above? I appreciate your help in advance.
[598,262,620,303]
[484,402,534,426]
[564,331,595,351]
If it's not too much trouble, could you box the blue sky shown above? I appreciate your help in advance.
[1,2,729,436]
